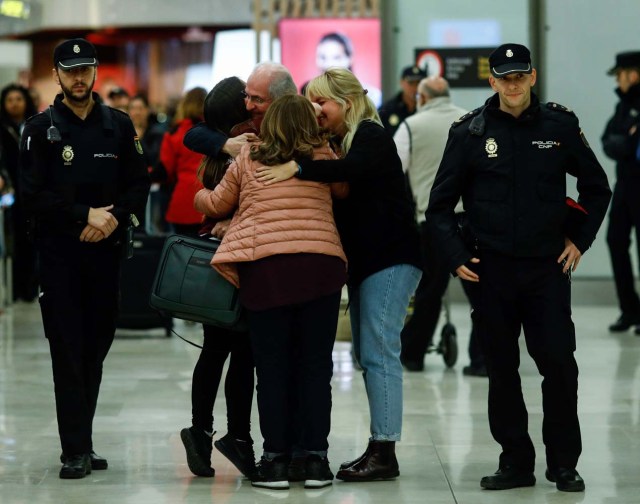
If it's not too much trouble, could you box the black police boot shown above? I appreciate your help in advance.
[545,467,585,492]
[59,453,92,479]
[480,466,536,490]
[609,314,640,332]
[61,451,108,470]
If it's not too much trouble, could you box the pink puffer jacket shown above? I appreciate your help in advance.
[193,144,347,287]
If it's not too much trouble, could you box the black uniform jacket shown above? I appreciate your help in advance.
[601,83,640,181]
[427,92,612,274]
[378,91,412,136]
[297,120,421,287]
[19,93,150,243]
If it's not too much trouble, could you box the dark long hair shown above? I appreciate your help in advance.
[0,83,37,125]
[197,77,253,189]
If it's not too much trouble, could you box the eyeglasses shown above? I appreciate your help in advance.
[241,90,270,105]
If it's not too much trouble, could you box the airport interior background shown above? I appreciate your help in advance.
[0,1,639,503]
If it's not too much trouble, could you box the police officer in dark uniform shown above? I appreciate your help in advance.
[427,43,611,493]
[378,65,426,135]
[601,51,640,333]
[19,39,150,479]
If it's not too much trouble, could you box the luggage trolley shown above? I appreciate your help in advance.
[427,287,458,368]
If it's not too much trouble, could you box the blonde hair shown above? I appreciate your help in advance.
[250,94,326,166]
[304,67,381,154]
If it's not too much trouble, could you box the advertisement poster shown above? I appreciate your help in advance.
[280,18,382,106]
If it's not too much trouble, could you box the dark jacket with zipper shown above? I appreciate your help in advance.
[427,92,611,274]
[20,93,149,245]
[601,83,640,180]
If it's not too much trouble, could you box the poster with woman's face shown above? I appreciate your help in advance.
[279,18,382,107]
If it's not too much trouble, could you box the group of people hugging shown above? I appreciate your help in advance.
[180,63,421,490]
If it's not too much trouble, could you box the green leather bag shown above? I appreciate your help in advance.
[149,234,246,330]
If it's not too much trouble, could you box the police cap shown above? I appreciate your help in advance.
[53,38,99,69]
[401,65,427,81]
[607,51,640,75]
[108,87,129,100]
[489,43,532,77]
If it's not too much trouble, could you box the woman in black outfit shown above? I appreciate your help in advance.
[179,77,256,479]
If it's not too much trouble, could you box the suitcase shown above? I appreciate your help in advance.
[117,232,173,336]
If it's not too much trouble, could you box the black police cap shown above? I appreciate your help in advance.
[401,65,427,81]
[53,38,98,69]
[607,51,640,75]
[489,43,532,77]
[108,87,130,99]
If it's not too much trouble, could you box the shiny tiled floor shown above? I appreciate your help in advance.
[0,300,639,503]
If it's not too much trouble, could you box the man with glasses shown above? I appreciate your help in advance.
[182,62,302,474]
[184,62,297,161]
[602,51,640,333]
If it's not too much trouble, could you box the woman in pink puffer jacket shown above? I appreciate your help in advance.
[194,94,346,489]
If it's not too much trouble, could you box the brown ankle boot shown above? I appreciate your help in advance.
[339,443,371,470]
[336,440,399,482]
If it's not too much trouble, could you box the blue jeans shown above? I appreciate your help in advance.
[348,264,422,441]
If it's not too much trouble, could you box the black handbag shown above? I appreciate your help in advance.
[149,234,246,330]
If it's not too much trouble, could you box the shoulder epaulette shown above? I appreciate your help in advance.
[25,110,48,123]
[451,107,483,128]
[545,102,575,115]
[108,106,130,119]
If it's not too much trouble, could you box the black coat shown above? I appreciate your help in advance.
[601,83,640,181]
[427,93,612,274]
[20,93,150,243]
[297,120,421,287]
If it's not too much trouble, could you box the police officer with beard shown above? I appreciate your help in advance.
[427,43,611,493]
[19,39,149,479]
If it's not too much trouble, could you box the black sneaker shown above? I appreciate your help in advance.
[214,433,256,478]
[251,456,290,490]
[304,455,333,489]
[180,427,214,477]
[288,455,307,482]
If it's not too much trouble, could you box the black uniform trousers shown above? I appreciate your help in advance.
[474,251,581,473]
[38,235,121,456]
[247,291,341,455]
[606,179,640,318]
[401,220,484,367]
[191,325,254,440]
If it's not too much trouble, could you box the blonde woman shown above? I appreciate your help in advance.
[257,68,422,482]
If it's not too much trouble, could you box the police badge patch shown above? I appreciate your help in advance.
[485,138,498,158]
[134,136,143,155]
[62,145,74,164]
